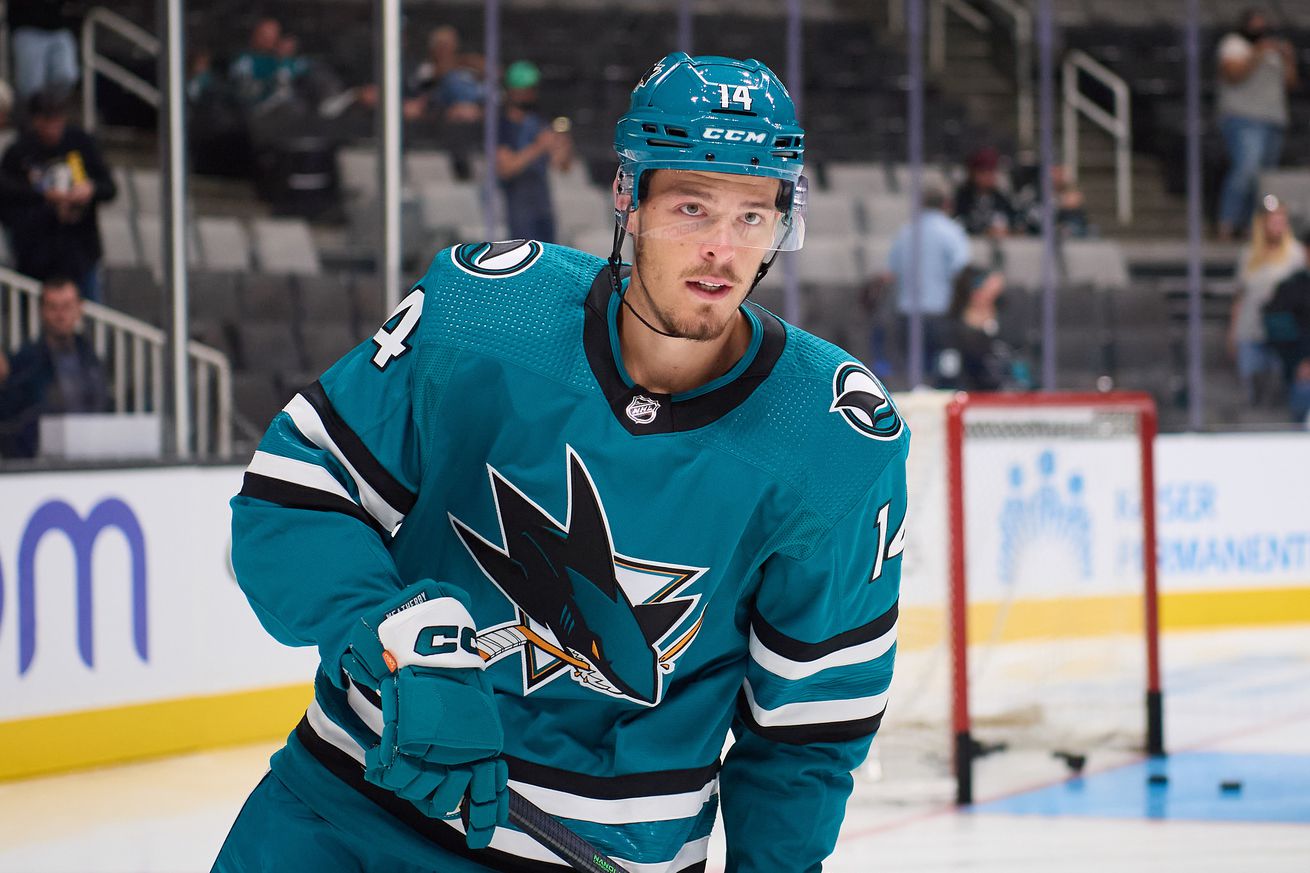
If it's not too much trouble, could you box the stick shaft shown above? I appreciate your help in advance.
[508,789,629,873]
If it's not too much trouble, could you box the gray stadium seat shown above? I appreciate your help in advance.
[406,149,456,185]
[241,274,298,320]
[796,238,863,286]
[337,145,379,201]
[301,319,360,372]
[998,237,1047,292]
[130,168,161,214]
[197,217,252,272]
[862,194,912,238]
[103,266,159,323]
[1063,239,1130,292]
[189,271,242,321]
[237,321,304,373]
[552,186,611,246]
[251,218,322,276]
[825,162,890,195]
[233,372,291,432]
[298,272,357,324]
[417,182,485,235]
[99,212,140,268]
[1257,169,1310,222]
[803,191,862,238]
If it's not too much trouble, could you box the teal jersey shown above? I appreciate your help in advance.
[231,241,909,872]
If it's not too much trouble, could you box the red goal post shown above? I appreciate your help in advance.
[887,390,1164,806]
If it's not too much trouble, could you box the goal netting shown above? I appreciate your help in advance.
[866,390,1162,806]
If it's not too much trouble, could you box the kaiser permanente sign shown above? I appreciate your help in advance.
[1,433,1308,780]
[0,466,316,779]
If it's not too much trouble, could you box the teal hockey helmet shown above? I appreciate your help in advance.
[614,53,807,252]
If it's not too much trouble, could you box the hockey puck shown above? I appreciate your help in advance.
[1147,773,1168,786]
[1220,780,1243,793]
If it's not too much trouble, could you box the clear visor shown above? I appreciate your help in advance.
[624,169,807,253]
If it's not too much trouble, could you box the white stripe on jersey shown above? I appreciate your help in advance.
[741,678,889,728]
[510,777,718,825]
[447,817,712,873]
[246,450,356,502]
[312,695,718,826]
[748,621,896,682]
[282,394,406,532]
[306,699,366,765]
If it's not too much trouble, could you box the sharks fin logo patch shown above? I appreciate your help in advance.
[450,447,707,706]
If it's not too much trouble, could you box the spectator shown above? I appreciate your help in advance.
[1228,195,1303,402]
[496,60,572,243]
[1263,235,1310,416]
[0,88,118,302]
[1215,7,1297,240]
[7,0,79,99]
[0,276,110,459]
[0,79,15,155]
[934,265,1025,391]
[1016,163,1092,238]
[229,17,289,107]
[954,146,1018,237]
[886,184,972,375]
[405,25,486,124]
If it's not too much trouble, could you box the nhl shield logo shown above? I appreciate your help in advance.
[625,394,661,425]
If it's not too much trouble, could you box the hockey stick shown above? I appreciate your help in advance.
[468,788,631,873]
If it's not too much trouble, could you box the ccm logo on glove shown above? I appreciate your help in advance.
[378,595,484,673]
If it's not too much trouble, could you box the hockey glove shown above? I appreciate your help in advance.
[341,581,509,848]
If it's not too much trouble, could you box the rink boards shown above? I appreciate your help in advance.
[1,432,1308,779]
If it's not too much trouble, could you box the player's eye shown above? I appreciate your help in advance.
[678,202,705,217]
[741,211,763,226]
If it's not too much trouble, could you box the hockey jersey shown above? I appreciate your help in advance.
[231,241,909,872]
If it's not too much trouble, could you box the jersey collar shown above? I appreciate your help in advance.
[583,263,786,435]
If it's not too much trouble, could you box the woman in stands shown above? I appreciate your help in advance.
[934,265,1028,392]
[1228,195,1303,403]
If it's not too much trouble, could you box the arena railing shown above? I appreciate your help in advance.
[81,6,161,133]
[0,267,232,459]
[1062,49,1133,225]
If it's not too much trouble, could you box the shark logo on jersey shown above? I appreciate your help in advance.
[830,362,903,441]
[451,240,544,279]
[450,447,706,706]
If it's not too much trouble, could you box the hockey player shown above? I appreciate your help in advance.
[214,52,907,872]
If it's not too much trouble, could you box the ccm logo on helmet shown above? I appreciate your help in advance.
[702,128,769,144]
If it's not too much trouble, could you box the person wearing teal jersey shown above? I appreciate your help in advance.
[214,52,908,873]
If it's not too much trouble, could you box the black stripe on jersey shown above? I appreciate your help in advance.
[300,380,417,515]
[583,263,788,435]
[346,678,719,800]
[503,755,720,801]
[752,600,898,663]
[295,718,707,873]
[239,472,387,536]
[733,690,885,746]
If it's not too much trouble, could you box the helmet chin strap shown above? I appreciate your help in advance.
[609,220,682,340]
[608,215,783,339]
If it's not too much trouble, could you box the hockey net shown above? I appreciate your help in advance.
[866,390,1162,805]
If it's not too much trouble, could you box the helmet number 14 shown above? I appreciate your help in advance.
[717,84,755,112]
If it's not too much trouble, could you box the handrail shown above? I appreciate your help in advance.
[1063,49,1133,224]
[929,0,992,73]
[0,267,232,458]
[81,7,161,133]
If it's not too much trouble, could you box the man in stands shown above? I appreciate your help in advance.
[229,17,295,107]
[405,25,486,124]
[1215,7,1297,240]
[6,0,79,99]
[0,276,110,459]
[495,60,572,244]
[0,87,118,302]
[953,146,1018,237]
[887,183,973,378]
[214,52,906,872]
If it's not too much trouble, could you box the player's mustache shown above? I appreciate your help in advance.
[680,265,743,285]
